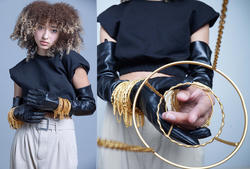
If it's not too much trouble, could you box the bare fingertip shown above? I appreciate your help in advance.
[189,114,197,124]
[164,113,176,121]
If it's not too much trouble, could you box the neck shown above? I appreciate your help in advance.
[37,48,47,56]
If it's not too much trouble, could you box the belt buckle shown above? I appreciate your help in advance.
[37,118,49,131]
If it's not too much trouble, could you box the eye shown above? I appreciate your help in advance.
[37,25,44,30]
[52,29,58,33]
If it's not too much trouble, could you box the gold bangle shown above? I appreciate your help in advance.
[111,80,144,128]
[54,97,63,119]
[8,107,23,129]
[53,97,71,119]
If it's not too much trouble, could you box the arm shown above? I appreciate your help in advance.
[70,67,96,116]
[97,26,125,102]
[162,24,214,129]
[26,67,96,116]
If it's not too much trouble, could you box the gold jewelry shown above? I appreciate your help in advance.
[97,138,153,152]
[53,97,71,119]
[111,80,144,128]
[54,97,63,119]
[8,107,23,129]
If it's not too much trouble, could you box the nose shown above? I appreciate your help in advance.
[42,29,49,40]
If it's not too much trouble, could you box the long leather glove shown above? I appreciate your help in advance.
[12,96,46,123]
[97,40,125,102]
[130,77,211,145]
[188,41,214,88]
[26,85,96,116]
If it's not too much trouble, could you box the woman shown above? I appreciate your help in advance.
[97,0,219,168]
[8,1,95,169]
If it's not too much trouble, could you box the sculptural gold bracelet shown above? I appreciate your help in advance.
[111,80,144,128]
[53,97,71,119]
[7,107,23,129]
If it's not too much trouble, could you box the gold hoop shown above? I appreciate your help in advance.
[132,61,248,169]
[156,81,224,148]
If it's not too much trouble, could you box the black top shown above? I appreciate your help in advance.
[97,0,219,77]
[9,50,90,100]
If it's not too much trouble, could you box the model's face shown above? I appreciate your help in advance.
[34,23,59,56]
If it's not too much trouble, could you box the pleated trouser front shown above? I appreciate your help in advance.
[10,118,78,169]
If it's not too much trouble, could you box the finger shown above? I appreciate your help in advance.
[187,99,212,126]
[27,119,42,123]
[176,89,191,102]
[28,89,42,96]
[33,112,46,116]
[26,94,40,101]
[162,111,190,126]
[29,115,45,120]
[26,100,39,107]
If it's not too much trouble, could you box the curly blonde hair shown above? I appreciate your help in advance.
[10,1,83,60]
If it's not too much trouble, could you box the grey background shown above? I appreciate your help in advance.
[0,0,96,169]
[97,0,250,169]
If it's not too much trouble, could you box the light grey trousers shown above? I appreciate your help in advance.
[10,118,78,169]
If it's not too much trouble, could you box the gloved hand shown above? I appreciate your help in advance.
[187,41,214,88]
[13,103,46,123]
[97,40,125,102]
[130,77,211,145]
[26,86,96,116]
[26,89,58,111]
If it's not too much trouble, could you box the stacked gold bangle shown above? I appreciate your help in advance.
[7,107,23,129]
[53,97,71,119]
[111,80,144,128]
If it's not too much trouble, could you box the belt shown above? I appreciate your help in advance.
[24,117,74,131]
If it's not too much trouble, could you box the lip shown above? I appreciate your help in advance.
[40,41,49,46]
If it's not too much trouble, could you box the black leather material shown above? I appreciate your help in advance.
[12,96,45,123]
[130,77,211,145]
[97,40,125,102]
[70,85,96,116]
[13,96,23,107]
[26,89,59,111]
[188,41,214,88]
[13,104,46,123]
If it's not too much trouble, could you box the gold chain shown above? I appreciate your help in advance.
[213,0,229,69]
[97,138,154,152]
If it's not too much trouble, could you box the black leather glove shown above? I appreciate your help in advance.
[97,40,125,102]
[188,41,214,88]
[26,89,58,111]
[12,97,46,123]
[130,77,211,145]
[26,86,96,116]
[70,85,96,116]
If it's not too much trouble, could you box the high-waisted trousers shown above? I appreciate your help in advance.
[10,118,77,169]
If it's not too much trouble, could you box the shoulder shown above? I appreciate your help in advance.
[62,50,90,74]
[98,2,128,19]
[189,0,217,11]
[9,58,27,75]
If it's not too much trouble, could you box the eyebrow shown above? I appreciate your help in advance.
[50,25,58,29]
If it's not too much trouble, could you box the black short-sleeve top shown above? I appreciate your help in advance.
[97,0,219,77]
[9,50,90,100]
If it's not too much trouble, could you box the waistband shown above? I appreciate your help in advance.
[23,118,75,131]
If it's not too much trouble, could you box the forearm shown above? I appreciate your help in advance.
[188,41,214,88]
[70,85,96,116]
[97,40,125,102]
